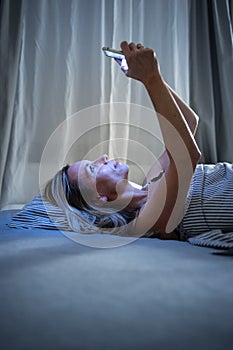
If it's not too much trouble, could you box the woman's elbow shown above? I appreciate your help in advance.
[192,113,199,135]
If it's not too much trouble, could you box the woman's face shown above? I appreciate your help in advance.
[67,155,129,202]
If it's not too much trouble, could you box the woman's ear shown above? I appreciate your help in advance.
[100,195,108,202]
[93,195,109,207]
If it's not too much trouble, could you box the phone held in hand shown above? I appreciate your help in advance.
[102,47,124,59]
[102,46,128,72]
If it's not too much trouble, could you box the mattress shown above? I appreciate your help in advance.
[1,209,233,350]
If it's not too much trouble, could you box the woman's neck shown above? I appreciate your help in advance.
[126,187,147,212]
[107,181,147,212]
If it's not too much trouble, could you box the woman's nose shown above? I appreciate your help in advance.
[93,154,108,165]
[102,154,109,163]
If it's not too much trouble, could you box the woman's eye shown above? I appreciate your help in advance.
[89,164,95,172]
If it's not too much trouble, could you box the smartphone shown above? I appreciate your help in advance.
[102,46,128,72]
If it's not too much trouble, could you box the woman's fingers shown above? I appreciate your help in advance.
[128,42,137,51]
[136,43,144,49]
[121,41,145,54]
[120,41,131,55]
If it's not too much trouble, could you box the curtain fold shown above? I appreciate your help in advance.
[189,0,233,163]
[0,0,23,205]
[0,0,232,208]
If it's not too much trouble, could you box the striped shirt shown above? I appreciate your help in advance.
[178,162,233,239]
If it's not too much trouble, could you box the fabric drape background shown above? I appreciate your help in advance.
[0,0,232,209]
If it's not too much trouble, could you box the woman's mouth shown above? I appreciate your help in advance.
[114,161,121,168]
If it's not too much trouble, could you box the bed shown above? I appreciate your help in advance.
[1,207,233,350]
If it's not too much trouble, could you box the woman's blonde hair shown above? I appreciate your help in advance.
[43,165,137,234]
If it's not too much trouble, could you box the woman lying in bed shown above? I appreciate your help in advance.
[44,41,233,240]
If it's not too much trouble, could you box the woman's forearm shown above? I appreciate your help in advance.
[167,85,199,135]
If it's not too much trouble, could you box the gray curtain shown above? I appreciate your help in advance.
[189,0,233,163]
[0,0,233,209]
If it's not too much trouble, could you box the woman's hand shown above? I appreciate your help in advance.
[120,41,161,87]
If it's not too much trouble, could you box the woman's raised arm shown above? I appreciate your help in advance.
[121,41,201,235]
